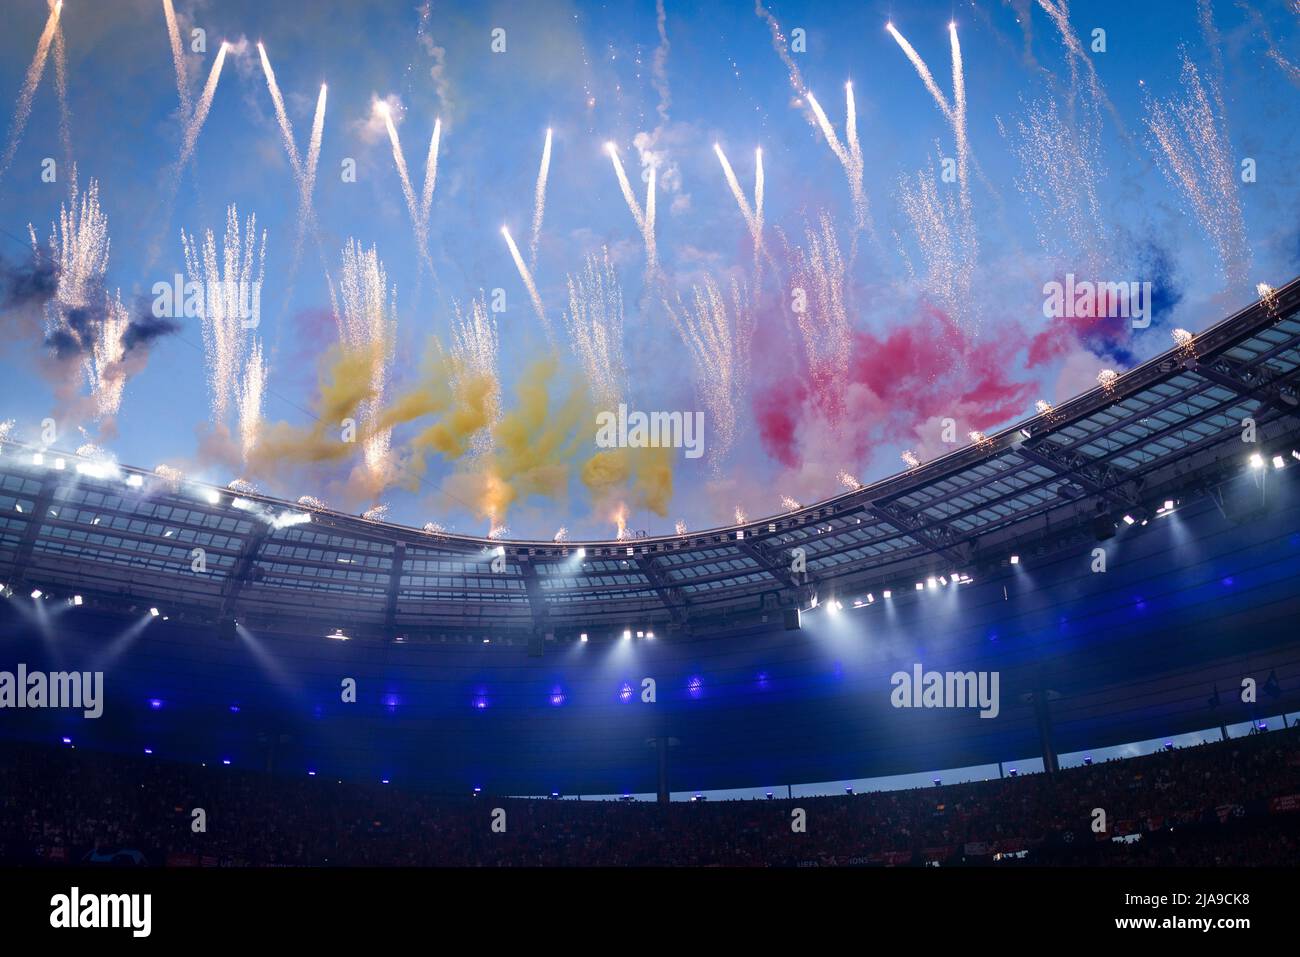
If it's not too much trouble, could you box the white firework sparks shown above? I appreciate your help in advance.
[176,41,228,175]
[501,226,553,343]
[789,214,851,401]
[553,526,569,543]
[733,505,748,525]
[1143,55,1249,285]
[530,128,552,269]
[897,158,977,325]
[297,495,328,510]
[663,275,753,469]
[1097,369,1118,394]
[565,248,628,412]
[901,450,921,470]
[238,339,266,461]
[0,1,61,184]
[330,240,397,480]
[181,205,267,433]
[837,469,862,491]
[674,519,687,535]
[447,292,501,457]
[805,84,870,237]
[714,143,765,270]
[362,503,391,523]
[780,495,801,511]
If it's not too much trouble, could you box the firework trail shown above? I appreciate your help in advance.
[31,178,132,421]
[733,505,748,525]
[605,142,644,229]
[51,8,74,179]
[258,43,302,173]
[238,340,266,462]
[837,470,862,491]
[897,158,977,325]
[663,276,753,470]
[805,84,871,241]
[614,505,629,541]
[1237,1,1300,87]
[177,41,229,173]
[502,226,554,344]
[447,293,502,456]
[162,0,193,120]
[1004,97,1105,269]
[181,206,267,429]
[754,0,814,129]
[529,128,553,269]
[565,248,627,412]
[780,495,801,511]
[886,21,973,214]
[789,213,851,412]
[330,239,398,480]
[605,142,657,271]
[258,44,328,263]
[1033,0,1126,136]
[714,144,766,272]
[378,102,439,272]
[0,1,62,185]
[1143,55,1249,286]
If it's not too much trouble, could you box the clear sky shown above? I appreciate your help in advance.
[1,0,1298,540]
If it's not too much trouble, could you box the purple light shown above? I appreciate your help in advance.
[381,778,390,784]
[148,698,163,710]
[144,748,153,755]
[308,770,317,776]
[61,736,71,744]
[473,695,488,710]
[229,705,240,713]
[756,672,770,690]
[619,682,633,702]
[383,693,400,712]
[687,675,703,699]
[549,687,566,706]
[222,759,231,765]
[1222,576,1234,587]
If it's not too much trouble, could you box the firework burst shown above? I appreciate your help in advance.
[565,248,628,412]
[330,239,397,480]
[181,205,267,442]
[0,1,61,184]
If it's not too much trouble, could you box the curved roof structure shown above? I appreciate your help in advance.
[2,279,1298,644]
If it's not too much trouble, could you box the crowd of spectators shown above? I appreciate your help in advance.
[2,727,1298,866]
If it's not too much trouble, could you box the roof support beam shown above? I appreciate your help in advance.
[1017,440,1142,512]
[1190,357,1300,418]
[636,554,688,626]
[865,502,971,569]
[220,525,271,618]
[384,543,405,633]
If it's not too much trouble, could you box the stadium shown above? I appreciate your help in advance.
[0,0,1298,937]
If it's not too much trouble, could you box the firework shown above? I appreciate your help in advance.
[605,142,657,271]
[501,226,553,343]
[805,84,869,235]
[238,340,266,461]
[489,519,510,540]
[0,419,14,444]
[663,275,753,469]
[781,495,801,511]
[897,160,977,326]
[1171,327,1196,360]
[297,495,328,510]
[258,43,302,175]
[553,526,568,543]
[1097,369,1118,394]
[969,430,993,451]
[530,128,552,269]
[330,239,397,480]
[1257,282,1280,314]
[227,478,259,495]
[1143,55,1249,286]
[837,470,862,491]
[714,143,765,269]
[565,248,627,412]
[177,41,228,174]
[33,178,134,420]
[0,1,61,184]
[423,521,447,535]
[674,519,687,535]
[362,503,390,523]
[901,450,921,470]
[154,464,184,488]
[378,102,440,271]
[789,213,851,412]
[181,206,267,434]
[447,292,502,456]
[733,505,748,525]
[614,504,629,541]
[162,0,192,121]
[1005,97,1106,268]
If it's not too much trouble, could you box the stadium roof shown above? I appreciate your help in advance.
[2,278,1299,640]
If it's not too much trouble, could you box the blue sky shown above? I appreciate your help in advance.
[1,0,1298,539]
